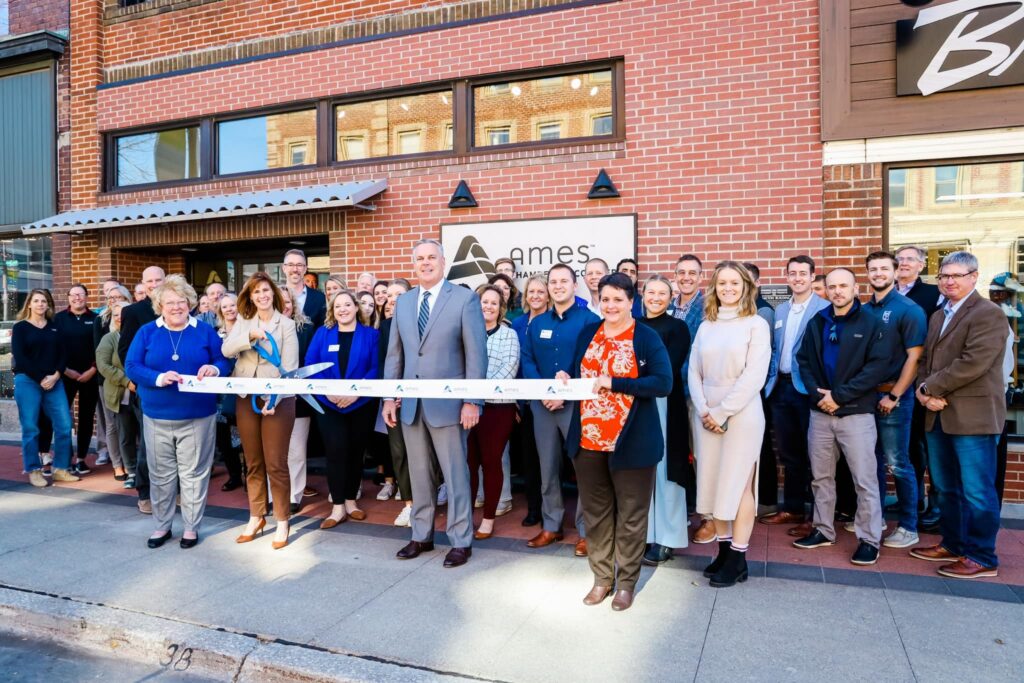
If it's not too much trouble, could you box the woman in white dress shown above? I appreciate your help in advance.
[688,261,770,587]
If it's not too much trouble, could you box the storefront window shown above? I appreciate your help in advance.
[334,90,453,161]
[473,69,613,147]
[0,236,52,398]
[115,127,201,187]
[888,159,1024,432]
[217,109,317,175]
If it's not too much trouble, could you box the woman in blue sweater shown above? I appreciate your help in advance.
[126,275,232,550]
[305,290,380,529]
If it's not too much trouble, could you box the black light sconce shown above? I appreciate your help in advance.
[448,180,478,209]
[587,168,620,199]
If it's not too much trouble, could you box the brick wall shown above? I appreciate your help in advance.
[822,162,884,281]
[9,0,70,33]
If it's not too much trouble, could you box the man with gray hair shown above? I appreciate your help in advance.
[356,272,376,294]
[911,251,1006,578]
[383,238,487,568]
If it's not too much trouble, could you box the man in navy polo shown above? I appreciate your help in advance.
[864,251,927,549]
[521,263,600,555]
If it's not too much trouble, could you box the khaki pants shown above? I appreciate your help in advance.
[808,411,883,547]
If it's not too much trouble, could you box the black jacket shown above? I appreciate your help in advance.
[302,287,327,330]
[903,278,942,320]
[118,298,158,362]
[637,314,691,485]
[796,302,890,416]
[565,321,673,469]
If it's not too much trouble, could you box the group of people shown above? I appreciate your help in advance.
[11,239,1009,611]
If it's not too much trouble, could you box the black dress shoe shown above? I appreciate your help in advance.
[221,478,242,492]
[179,535,199,549]
[641,543,674,566]
[443,546,472,568]
[709,548,748,588]
[396,540,435,560]
[290,503,301,514]
[851,541,879,566]
[521,512,542,527]
[793,529,836,549]
[147,530,172,549]
[702,540,731,577]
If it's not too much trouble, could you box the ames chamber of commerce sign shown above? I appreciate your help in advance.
[440,215,636,299]
[897,0,1024,96]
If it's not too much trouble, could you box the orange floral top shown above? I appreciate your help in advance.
[579,322,639,452]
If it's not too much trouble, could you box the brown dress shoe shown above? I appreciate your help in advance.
[909,544,961,562]
[527,530,564,548]
[396,540,435,559]
[348,509,367,521]
[443,547,472,568]
[582,584,612,606]
[760,511,805,525]
[787,521,814,538]
[611,589,634,611]
[937,557,998,579]
[320,516,345,530]
[575,539,588,557]
[693,519,717,544]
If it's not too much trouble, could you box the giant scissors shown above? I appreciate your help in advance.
[250,334,333,414]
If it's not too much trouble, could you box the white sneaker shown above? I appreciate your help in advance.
[394,506,412,527]
[41,452,52,467]
[843,521,855,533]
[437,483,448,505]
[95,449,110,466]
[395,491,402,501]
[474,497,484,509]
[377,482,396,501]
[882,526,920,549]
[356,487,362,500]
[328,493,333,503]
[495,500,513,517]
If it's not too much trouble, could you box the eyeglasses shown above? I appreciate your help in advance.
[282,262,307,270]
[936,271,976,282]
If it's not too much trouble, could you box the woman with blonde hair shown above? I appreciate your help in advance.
[223,272,299,549]
[96,301,138,487]
[687,261,771,587]
[324,275,347,310]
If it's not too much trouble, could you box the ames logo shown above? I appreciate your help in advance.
[446,235,595,290]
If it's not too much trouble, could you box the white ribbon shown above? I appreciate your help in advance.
[177,376,598,401]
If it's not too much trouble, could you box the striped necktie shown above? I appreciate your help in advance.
[418,291,432,337]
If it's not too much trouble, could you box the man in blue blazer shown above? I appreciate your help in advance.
[283,249,327,328]
[383,238,487,568]
[760,255,829,531]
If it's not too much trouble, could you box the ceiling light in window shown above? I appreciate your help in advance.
[511,85,521,97]
[590,86,599,96]
[571,78,582,90]
[400,103,410,111]
[338,110,346,118]
[441,94,449,105]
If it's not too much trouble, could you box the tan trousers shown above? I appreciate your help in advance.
[237,396,295,521]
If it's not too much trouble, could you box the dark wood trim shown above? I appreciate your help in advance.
[198,119,213,181]
[315,101,331,168]
[452,81,470,157]
[821,0,852,141]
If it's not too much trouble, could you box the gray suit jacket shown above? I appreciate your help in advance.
[384,280,488,427]
[764,293,829,396]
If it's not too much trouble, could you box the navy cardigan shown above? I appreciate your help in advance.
[565,321,673,470]
[304,323,380,413]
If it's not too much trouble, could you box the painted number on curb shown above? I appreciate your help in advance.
[161,643,194,671]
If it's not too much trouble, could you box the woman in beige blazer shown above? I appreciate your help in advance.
[223,272,299,550]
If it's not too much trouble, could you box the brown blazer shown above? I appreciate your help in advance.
[917,291,1007,435]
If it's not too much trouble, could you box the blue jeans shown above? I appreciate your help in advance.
[14,374,73,473]
[875,390,917,530]
[926,418,1000,568]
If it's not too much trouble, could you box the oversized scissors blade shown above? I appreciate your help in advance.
[298,393,326,414]
[282,362,334,379]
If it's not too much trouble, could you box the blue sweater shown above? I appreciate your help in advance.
[305,323,379,413]
[125,318,233,420]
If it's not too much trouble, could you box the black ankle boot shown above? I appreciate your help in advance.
[709,548,748,588]
[702,540,732,578]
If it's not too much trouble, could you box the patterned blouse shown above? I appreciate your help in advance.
[579,322,639,452]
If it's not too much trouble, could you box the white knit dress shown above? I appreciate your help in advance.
[687,307,771,520]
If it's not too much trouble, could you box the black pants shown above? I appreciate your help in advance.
[511,403,542,517]
[115,405,139,476]
[129,393,150,500]
[64,378,98,462]
[758,394,778,506]
[909,398,929,510]
[770,375,812,514]
[317,400,376,503]
[216,415,243,482]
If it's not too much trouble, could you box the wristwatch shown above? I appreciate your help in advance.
[887,392,898,402]
[918,383,929,396]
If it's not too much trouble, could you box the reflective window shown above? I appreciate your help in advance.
[474,69,614,147]
[115,127,200,187]
[0,1,8,37]
[934,166,959,203]
[889,168,906,208]
[0,236,53,398]
[335,90,452,161]
[217,109,316,175]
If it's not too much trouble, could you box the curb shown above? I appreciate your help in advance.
[0,585,479,682]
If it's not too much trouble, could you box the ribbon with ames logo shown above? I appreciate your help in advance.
[177,377,598,401]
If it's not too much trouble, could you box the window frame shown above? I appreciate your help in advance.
[102,59,624,192]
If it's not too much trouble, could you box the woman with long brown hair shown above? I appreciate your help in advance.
[223,272,299,549]
[688,261,771,587]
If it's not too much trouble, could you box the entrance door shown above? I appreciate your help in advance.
[186,237,329,293]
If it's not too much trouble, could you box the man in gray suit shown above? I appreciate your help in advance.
[760,255,829,534]
[383,238,487,568]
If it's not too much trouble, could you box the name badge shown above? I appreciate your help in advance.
[539,329,553,339]
[774,320,783,330]
[328,344,340,352]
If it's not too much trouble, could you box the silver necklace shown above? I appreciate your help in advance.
[167,327,185,361]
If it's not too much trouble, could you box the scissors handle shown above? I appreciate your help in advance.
[251,333,282,413]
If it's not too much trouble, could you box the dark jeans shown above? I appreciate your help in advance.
[875,390,917,530]
[926,418,1000,568]
[129,393,150,500]
[63,377,98,462]
[511,403,542,517]
[317,400,376,504]
[909,398,929,510]
[770,375,812,514]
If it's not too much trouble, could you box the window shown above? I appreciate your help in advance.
[934,166,959,202]
[335,90,452,161]
[217,109,316,175]
[115,126,200,187]
[338,135,367,161]
[0,1,8,37]
[289,143,308,166]
[474,68,614,147]
[591,113,613,136]
[888,168,907,208]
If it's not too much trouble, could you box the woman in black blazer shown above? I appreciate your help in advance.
[557,273,672,612]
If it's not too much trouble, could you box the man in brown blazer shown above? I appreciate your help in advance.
[911,252,1006,579]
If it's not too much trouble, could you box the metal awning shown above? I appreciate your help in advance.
[21,179,387,235]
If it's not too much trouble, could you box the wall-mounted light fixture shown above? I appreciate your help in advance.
[448,180,478,209]
[587,169,620,199]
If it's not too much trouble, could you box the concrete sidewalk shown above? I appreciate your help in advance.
[0,481,1021,682]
